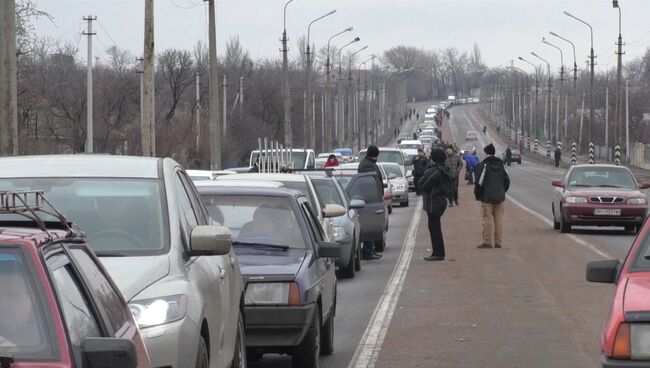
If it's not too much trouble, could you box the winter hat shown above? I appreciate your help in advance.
[483,143,496,155]
[367,145,380,158]
[430,148,446,164]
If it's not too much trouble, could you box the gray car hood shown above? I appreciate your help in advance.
[100,255,170,301]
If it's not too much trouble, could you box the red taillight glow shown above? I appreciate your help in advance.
[612,323,631,359]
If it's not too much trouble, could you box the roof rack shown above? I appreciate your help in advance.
[0,191,78,238]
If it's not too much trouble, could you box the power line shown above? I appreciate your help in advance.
[169,0,202,10]
[96,20,119,47]
[52,20,83,41]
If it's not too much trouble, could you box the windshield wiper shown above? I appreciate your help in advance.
[570,184,593,187]
[599,184,623,188]
[232,241,289,251]
[0,355,14,368]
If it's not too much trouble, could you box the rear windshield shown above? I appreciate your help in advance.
[312,179,344,207]
[0,178,168,256]
[358,151,404,165]
[566,168,637,189]
[0,248,58,361]
[200,195,306,249]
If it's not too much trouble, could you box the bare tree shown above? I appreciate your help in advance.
[158,49,195,122]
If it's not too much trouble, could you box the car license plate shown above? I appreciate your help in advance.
[594,208,621,216]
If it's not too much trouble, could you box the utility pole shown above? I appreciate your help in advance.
[195,72,201,156]
[142,0,155,156]
[136,57,144,150]
[281,0,294,147]
[239,75,244,118]
[206,0,221,169]
[83,16,96,153]
[222,74,228,136]
[614,1,624,154]
[0,0,18,156]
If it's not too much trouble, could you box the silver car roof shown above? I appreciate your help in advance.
[0,155,161,178]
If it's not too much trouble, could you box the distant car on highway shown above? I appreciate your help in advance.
[586,221,650,366]
[502,149,522,164]
[399,140,423,158]
[465,131,478,141]
[397,133,411,144]
[381,162,409,207]
[551,164,650,234]
[196,186,340,368]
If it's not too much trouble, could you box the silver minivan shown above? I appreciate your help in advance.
[0,155,247,368]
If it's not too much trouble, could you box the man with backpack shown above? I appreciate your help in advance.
[475,143,510,249]
[419,148,452,261]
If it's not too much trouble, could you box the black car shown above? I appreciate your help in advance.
[196,186,340,368]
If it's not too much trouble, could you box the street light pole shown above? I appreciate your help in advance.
[281,0,295,147]
[542,37,565,146]
[531,52,552,141]
[519,56,539,141]
[347,45,368,149]
[337,37,360,148]
[359,55,376,150]
[550,31,578,147]
[613,0,624,159]
[564,11,596,147]
[305,9,336,149]
[325,27,352,151]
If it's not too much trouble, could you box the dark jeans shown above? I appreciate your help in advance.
[362,241,376,256]
[414,175,422,194]
[448,177,459,202]
[427,211,445,258]
[555,157,560,167]
[467,168,475,184]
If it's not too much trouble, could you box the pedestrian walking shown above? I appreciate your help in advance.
[416,112,420,121]
[475,143,510,249]
[445,147,463,206]
[482,126,487,135]
[420,148,452,261]
[412,148,429,195]
[412,132,417,140]
[505,147,512,167]
[358,145,384,260]
[464,150,479,184]
[554,146,561,167]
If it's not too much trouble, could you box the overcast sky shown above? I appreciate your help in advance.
[32,0,650,73]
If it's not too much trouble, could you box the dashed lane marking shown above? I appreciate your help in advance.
[347,197,423,368]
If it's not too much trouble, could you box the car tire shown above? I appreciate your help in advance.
[374,231,386,252]
[231,312,247,368]
[552,205,560,230]
[195,335,209,368]
[338,241,356,279]
[292,305,321,368]
[320,309,334,356]
[354,237,362,271]
[402,198,409,207]
[559,211,571,233]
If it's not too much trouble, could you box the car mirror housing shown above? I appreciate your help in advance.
[318,241,341,258]
[639,182,650,190]
[349,199,366,209]
[551,180,563,188]
[323,204,346,218]
[189,225,232,256]
[82,337,138,368]
[586,259,621,284]
[388,173,397,180]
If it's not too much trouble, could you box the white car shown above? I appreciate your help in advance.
[186,169,236,181]
[399,140,423,158]
[465,130,479,141]
[0,155,246,368]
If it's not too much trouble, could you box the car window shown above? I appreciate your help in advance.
[252,151,306,169]
[68,248,130,335]
[0,178,167,255]
[178,172,208,225]
[50,257,102,349]
[200,195,306,248]
[301,203,325,243]
[175,174,199,248]
[349,176,381,203]
[313,179,345,207]
[0,247,58,361]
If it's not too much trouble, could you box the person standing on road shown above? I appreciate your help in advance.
[505,146,512,167]
[358,145,384,260]
[475,143,510,249]
[554,146,561,167]
[445,147,463,206]
[324,154,339,168]
[464,150,480,184]
[412,148,429,195]
[420,148,452,261]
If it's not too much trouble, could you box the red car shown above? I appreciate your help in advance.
[0,191,149,368]
[587,226,650,367]
[551,164,650,234]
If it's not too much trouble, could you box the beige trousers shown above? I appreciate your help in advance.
[481,202,505,246]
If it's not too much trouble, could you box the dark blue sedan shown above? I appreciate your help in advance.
[196,186,340,368]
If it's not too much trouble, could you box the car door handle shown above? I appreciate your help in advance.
[218,266,226,280]
[375,209,384,214]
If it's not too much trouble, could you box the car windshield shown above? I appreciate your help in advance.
[0,248,57,361]
[359,151,404,165]
[567,168,637,188]
[313,179,345,207]
[200,195,305,249]
[382,164,404,178]
[252,151,307,169]
[0,178,167,255]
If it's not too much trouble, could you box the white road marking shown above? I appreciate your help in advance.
[347,197,423,368]
[506,194,614,260]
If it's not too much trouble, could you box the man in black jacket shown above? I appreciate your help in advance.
[358,145,383,260]
[474,143,510,249]
[412,148,429,195]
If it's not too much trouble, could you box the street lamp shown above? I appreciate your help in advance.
[542,37,565,146]
[305,9,336,149]
[531,51,552,142]
[519,56,540,143]
[613,0,624,160]
[359,55,376,149]
[550,31,578,146]
[347,45,368,149]
[564,10,596,146]
[324,26,352,151]
[281,0,295,146]
[336,37,360,148]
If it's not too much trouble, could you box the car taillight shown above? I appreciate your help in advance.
[613,323,631,359]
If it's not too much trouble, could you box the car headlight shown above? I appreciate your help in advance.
[332,226,347,238]
[129,295,188,328]
[565,196,587,204]
[245,282,300,306]
[628,198,647,205]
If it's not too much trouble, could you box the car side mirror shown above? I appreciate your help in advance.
[388,173,397,180]
[640,182,650,190]
[586,259,621,284]
[189,225,232,256]
[318,241,341,258]
[405,159,412,166]
[551,180,563,188]
[383,182,388,188]
[82,337,137,368]
[349,199,366,209]
[323,204,346,218]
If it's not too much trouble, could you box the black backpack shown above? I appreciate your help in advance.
[420,163,452,197]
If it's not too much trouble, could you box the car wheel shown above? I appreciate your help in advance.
[402,198,409,207]
[338,241,356,279]
[231,312,247,368]
[320,309,334,356]
[374,231,386,252]
[195,335,209,368]
[559,211,571,233]
[292,305,321,368]
[354,237,362,271]
[552,204,560,230]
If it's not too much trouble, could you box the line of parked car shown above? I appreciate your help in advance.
[0,146,417,368]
